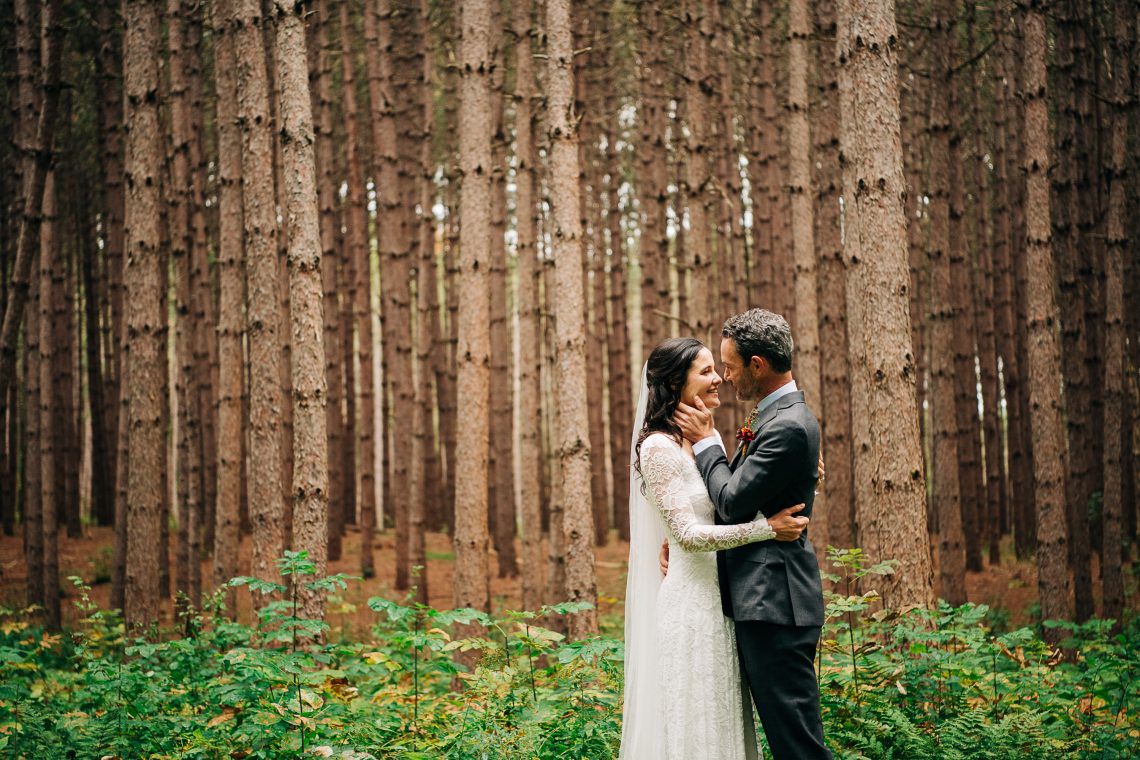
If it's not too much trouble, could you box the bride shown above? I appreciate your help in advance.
[619,337,810,759]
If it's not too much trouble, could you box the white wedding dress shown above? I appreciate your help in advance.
[634,432,772,760]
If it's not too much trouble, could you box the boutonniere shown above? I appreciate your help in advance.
[736,407,760,449]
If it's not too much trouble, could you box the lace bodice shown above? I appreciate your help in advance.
[639,433,775,551]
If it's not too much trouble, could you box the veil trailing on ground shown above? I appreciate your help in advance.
[619,363,666,759]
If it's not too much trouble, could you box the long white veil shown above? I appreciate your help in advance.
[619,363,666,758]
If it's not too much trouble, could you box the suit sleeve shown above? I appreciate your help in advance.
[695,419,806,524]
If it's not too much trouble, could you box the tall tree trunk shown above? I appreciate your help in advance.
[230,0,285,586]
[39,170,60,628]
[946,29,984,576]
[123,0,168,631]
[634,1,670,353]
[309,0,344,564]
[515,0,545,610]
[681,0,713,341]
[25,269,43,614]
[454,0,493,621]
[605,86,632,545]
[1100,2,1131,623]
[339,0,374,577]
[487,2,517,573]
[836,0,935,610]
[1053,3,1095,623]
[813,0,853,552]
[0,0,61,416]
[788,0,820,413]
[967,3,1004,566]
[364,0,407,587]
[169,0,203,612]
[548,0,598,638]
[212,1,244,612]
[993,3,1033,559]
[927,0,966,604]
[271,0,328,619]
[1022,1,1074,630]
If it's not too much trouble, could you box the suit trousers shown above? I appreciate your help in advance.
[735,620,831,760]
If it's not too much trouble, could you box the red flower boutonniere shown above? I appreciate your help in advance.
[735,407,760,451]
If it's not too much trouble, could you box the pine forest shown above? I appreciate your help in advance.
[0,0,1138,757]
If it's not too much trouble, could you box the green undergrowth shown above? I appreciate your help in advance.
[0,549,1135,759]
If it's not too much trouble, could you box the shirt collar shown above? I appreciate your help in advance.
[755,379,798,416]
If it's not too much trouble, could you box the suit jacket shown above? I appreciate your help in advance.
[695,389,825,626]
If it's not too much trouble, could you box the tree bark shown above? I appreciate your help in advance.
[0,0,62,416]
[927,0,966,604]
[230,0,285,586]
[454,0,493,619]
[339,0,375,577]
[1052,3,1095,622]
[123,0,168,631]
[836,0,935,610]
[788,0,820,414]
[1100,2,1131,624]
[548,0,598,638]
[211,1,244,612]
[169,0,203,612]
[1022,1,1074,629]
[271,0,328,619]
[515,0,545,610]
[308,0,344,564]
[813,0,854,552]
[38,170,60,628]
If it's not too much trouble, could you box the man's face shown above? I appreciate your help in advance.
[719,338,761,401]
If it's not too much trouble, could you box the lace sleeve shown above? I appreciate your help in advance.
[640,435,776,552]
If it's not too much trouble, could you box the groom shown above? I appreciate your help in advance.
[673,308,830,759]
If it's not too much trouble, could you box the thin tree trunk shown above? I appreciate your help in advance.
[39,170,60,628]
[309,0,344,563]
[836,0,935,610]
[548,0,598,638]
[947,35,984,576]
[1022,1,1074,630]
[788,0,820,414]
[1053,3,1095,622]
[271,0,328,619]
[230,0,285,586]
[813,0,853,552]
[454,0,493,623]
[515,0,544,610]
[605,97,632,545]
[0,0,62,414]
[1100,1,1131,623]
[25,268,43,614]
[339,0,374,577]
[169,0,203,612]
[123,0,168,631]
[212,1,244,611]
[634,2,670,353]
[927,0,966,605]
[968,3,1004,566]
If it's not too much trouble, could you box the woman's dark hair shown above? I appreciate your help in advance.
[634,337,706,478]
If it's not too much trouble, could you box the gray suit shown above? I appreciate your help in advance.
[695,389,831,759]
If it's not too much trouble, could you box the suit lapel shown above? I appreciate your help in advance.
[739,391,806,460]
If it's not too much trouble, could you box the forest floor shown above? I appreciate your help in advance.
[0,525,1132,636]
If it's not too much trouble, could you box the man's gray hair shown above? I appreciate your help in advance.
[722,309,794,373]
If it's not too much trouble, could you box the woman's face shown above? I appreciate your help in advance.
[680,348,722,410]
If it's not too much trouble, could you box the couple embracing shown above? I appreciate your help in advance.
[620,309,831,760]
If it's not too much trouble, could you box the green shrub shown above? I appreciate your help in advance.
[0,549,1134,759]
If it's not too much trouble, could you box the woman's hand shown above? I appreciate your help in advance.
[768,503,809,541]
